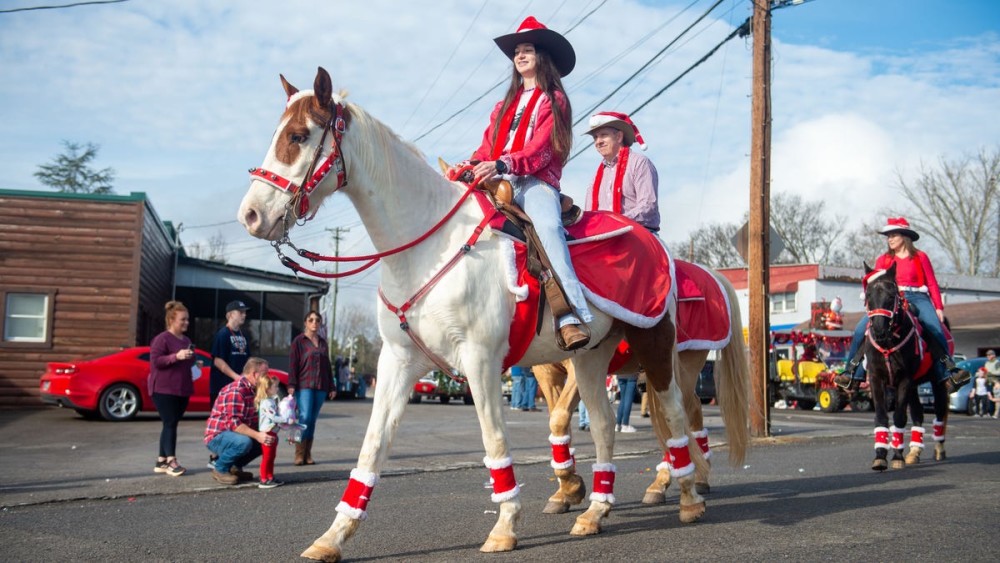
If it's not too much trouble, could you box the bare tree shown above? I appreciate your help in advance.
[184,231,228,262]
[833,217,888,268]
[770,192,847,264]
[669,221,743,268]
[34,141,115,194]
[896,148,1000,275]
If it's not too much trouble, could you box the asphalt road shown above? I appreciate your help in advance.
[2,400,998,561]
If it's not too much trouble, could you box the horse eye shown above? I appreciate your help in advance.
[290,133,308,144]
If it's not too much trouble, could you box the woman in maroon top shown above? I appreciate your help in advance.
[288,310,335,465]
[149,300,197,476]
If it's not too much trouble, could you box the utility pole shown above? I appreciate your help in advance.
[748,0,772,438]
[325,226,350,364]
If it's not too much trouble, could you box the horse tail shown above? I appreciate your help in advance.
[710,269,751,467]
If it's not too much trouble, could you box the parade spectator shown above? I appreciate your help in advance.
[973,367,990,417]
[149,300,196,477]
[984,349,1000,383]
[989,379,1000,419]
[509,366,526,410]
[523,367,540,412]
[578,399,590,431]
[255,372,301,489]
[583,111,660,232]
[615,372,639,432]
[204,357,272,485]
[288,310,335,465]
[207,300,252,469]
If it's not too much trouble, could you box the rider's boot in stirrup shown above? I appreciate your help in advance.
[926,337,971,394]
[833,359,862,392]
[559,323,590,351]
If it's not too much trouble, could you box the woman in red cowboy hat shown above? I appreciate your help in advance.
[835,216,970,392]
[461,16,592,350]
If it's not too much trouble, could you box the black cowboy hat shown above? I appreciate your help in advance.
[494,16,576,77]
[879,216,920,241]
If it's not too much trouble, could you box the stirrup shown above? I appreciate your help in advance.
[833,373,859,392]
[944,368,970,394]
[557,323,591,351]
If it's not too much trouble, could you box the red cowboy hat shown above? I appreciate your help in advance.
[494,16,576,77]
[879,216,920,241]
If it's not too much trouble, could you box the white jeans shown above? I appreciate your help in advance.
[512,176,594,325]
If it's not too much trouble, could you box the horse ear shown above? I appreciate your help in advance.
[280,74,298,99]
[314,66,333,110]
[886,261,897,278]
[437,157,451,174]
[863,261,872,274]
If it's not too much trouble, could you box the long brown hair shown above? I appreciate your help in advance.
[492,47,573,164]
[882,234,918,259]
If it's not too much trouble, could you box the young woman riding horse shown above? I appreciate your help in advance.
[862,262,950,470]
[238,40,705,563]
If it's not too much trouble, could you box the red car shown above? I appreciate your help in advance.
[39,346,289,421]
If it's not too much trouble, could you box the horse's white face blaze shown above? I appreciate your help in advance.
[238,90,330,240]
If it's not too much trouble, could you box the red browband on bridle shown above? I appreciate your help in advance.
[249,102,348,221]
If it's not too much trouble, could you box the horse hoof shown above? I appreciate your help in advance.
[543,500,570,514]
[570,515,602,536]
[695,482,711,495]
[890,459,905,470]
[935,450,946,461]
[641,491,666,505]
[871,459,888,471]
[905,452,921,465]
[480,533,516,553]
[679,501,706,524]
[301,543,341,562]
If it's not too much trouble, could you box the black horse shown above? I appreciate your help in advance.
[863,262,950,470]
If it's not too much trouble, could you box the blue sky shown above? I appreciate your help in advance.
[1,0,998,308]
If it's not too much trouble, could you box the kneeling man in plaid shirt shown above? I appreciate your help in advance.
[204,357,276,485]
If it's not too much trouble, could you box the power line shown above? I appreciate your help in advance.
[0,0,128,13]
[572,0,727,127]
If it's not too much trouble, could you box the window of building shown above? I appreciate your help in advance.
[1,289,56,346]
[771,291,796,314]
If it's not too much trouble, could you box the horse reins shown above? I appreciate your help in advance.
[865,291,922,386]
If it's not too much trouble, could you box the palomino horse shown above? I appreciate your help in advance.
[863,263,950,470]
[239,67,707,562]
[533,265,750,513]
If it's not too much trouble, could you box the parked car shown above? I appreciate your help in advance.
[918,357,988,415]
[408,370,473,404]
[39,346,289,422]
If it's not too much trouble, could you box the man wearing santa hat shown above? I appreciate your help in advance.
[583,111,660,232]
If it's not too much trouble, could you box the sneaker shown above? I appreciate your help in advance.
[165,462,187,477]
[615,424,621,432]
[578,424,589,432]
[258,478,284,489]
[207,454,218,470]
[229,466,254,482]
[212,469,239,485]
[154,460,169,474]
[620,425,637,433]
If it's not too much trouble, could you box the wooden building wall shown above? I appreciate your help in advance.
[0,191,172,408]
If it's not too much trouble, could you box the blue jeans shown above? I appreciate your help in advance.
[207,431,262,473]
[510,374,525,409]
[578,400,589,427]
[616,377,638,426]
[524,374,538,409]
[296,388,327,441]
[513,177,594,325]
[847,291,950,383]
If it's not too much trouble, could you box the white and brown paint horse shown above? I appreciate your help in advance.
[239,67,707,562]
[533,265,750,513]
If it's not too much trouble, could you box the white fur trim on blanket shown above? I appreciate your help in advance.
[498,238,529,302]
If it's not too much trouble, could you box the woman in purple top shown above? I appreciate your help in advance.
[288,310,335,465]
[149,300,196,477]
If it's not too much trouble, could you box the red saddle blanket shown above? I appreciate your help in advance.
[478,196,672,369]
[606,260,733,373]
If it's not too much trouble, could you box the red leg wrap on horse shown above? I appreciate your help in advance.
[336,469,379,520]
[484,456,520,502]
[549,434,574,470]
[909,426,925,449]
[667,436,695,477]
[933,419,945,442]
[590,463,617,503]
[693,429,711,460]
[890,426,904,449]
[874,426,889,450]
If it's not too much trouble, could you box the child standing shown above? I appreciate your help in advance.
[973,367,990,417]
[255,374,304,488]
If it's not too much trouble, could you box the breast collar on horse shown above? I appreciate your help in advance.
[866,291,924,387]
[249,101,494,378]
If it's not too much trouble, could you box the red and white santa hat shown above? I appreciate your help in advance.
[584,111,647,150]
[879,216,920,241]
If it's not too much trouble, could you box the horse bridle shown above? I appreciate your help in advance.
[865,287,921,385]
[249,102,348,230]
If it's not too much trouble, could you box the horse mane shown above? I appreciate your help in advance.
[340,100,432,190]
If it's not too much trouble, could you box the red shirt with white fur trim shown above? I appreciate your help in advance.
[874,250,944,310]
